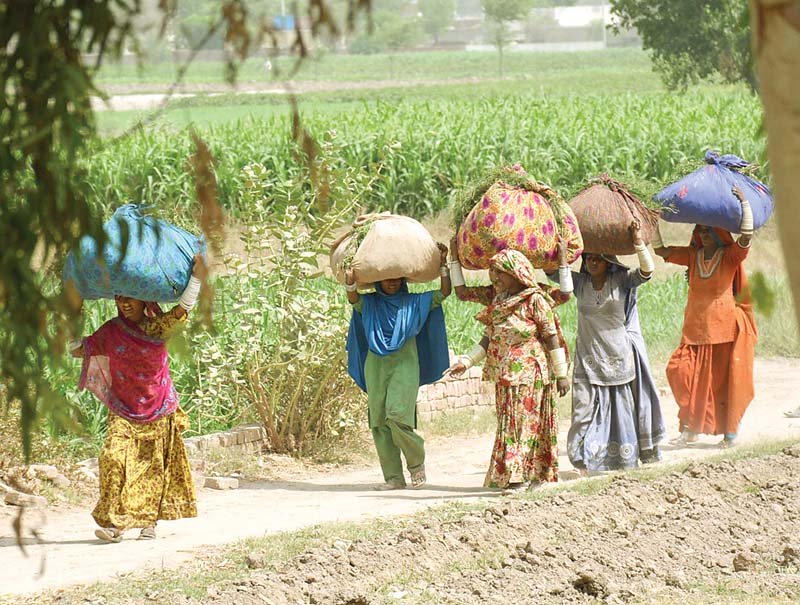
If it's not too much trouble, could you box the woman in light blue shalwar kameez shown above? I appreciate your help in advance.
[567,225,666,473]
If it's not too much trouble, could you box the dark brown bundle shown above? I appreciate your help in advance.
[568,174,659,255]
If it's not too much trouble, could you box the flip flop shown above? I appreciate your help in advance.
[95,527,124,543]
[138,526,156,540]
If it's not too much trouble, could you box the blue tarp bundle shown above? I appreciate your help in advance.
[63,205,204,302]
[655,150,773,233]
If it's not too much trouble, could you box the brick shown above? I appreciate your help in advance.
[434,383,447,400]
[244,426,265,442]
[445,381,457,399]
[417,399,432,414]
[4,491,48,507]
[204,477,239,490]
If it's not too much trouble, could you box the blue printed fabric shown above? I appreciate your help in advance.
[63,205,204,302]
[655,150,773,233]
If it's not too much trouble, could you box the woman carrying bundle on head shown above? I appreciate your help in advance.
[563,223,665,474]
[653,187,757,448]
[447,248,571,491]
[344,243,451,491]
[70,254,206,543]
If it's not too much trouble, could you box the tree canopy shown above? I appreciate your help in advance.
[610,0,755,90]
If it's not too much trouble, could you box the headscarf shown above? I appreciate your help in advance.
[346,281,449,392]
[476,249,556,326]
[691,225,750,301]
[79,301,178,424]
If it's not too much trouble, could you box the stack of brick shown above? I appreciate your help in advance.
[183,424,266,460]
[416,366,494,424]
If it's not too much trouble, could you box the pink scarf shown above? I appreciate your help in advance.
[79,310,178,424]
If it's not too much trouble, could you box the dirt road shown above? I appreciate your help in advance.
[2,358,799,598]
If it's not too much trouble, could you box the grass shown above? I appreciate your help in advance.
[18,436,800,605]
[94,48,658,89]
[420,407,497,438]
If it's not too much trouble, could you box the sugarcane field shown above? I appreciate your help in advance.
[2,1,800,604]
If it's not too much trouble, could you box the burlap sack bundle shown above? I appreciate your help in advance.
[330,213,440,289]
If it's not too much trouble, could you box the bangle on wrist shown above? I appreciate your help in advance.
[557,266,573,294]
[439,265,449,277]
[345,282,358,292]
[449,261,465,287]
[179,275,202,311]
[634,242,655,273]
[549,347,568,380]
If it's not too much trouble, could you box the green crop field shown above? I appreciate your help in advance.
[90,89,763,223]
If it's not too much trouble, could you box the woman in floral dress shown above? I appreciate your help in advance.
[447,249,571,489]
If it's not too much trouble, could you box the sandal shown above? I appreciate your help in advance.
[138,526,156,540]
[669,431,698,447]
[410,466,426,489]
[718,437,737,449]
[95,527,124,543]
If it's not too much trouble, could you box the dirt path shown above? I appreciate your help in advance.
[90,77,501,112]
[2,358,799,598]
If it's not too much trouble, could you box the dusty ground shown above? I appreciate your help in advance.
[2,358,800,602]
[200,445,800,605]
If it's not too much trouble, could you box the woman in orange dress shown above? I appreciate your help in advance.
[653,188,757,447]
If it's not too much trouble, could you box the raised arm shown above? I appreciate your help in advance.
[631,221,654,279]
[448,236,494,304]
[437,242,452,298]
[170,253,206,320]
[344,268,359,305]
[732,186,753,248]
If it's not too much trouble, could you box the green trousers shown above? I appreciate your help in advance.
[371,419,425,485]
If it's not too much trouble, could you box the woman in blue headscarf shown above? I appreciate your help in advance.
[568,223,665,473]
[345,244,451,490]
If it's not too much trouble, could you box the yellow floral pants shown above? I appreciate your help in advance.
[92,408,197,529]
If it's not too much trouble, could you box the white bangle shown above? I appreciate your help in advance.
[549,347,568,380]
[449,261,466,287]
[466,343,486,366]
[345,282,358,292]
[68,339,82,352]
[179,276,202,311]
[439,265,449,277]
[650,228,664,249]
[740,200,754,234]
[558,266,573,294]
[634,242,655,274]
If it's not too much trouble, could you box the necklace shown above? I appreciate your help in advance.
[697,248,724,279]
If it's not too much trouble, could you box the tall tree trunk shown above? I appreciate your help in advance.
[750,1,800,330]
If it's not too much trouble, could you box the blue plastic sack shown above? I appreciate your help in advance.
[655,151,773,233]
[63,205,205,302]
